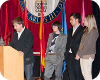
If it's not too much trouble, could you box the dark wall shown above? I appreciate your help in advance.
[92,1,100,79]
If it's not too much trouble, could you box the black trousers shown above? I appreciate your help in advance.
[66,54,84,80]
[63,68,70,80]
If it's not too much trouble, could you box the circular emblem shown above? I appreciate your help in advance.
[19,0,64,24]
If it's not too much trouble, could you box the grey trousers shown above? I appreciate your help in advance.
[44,60,63,80]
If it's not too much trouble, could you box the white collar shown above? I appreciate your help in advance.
[73,24,80,30]
[17,26,25,34]
[17,26,25,40]
[72,24,80,36]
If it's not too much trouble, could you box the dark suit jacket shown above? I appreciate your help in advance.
[65,25,84,59]
[9,27,34,65]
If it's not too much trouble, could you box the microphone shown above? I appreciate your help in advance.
[3,32,11,40]
[0,37,4,46]
[0,32,11,46]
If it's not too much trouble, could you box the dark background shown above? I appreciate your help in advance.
[92,1,100,79]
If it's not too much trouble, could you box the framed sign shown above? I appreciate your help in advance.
[19,0,64,23]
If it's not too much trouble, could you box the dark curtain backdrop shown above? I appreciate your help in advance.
[92,1,100,79]
[0,0,92,52]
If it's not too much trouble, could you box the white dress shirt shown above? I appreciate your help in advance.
[17,26,25,40]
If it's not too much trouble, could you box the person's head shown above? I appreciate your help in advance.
[84,14,98,32]
[12,17,24,32]
[52,21,61,33]
[70,13,81,27]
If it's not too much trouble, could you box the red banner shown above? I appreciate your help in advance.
[4,3,10,46]
[0,0,92,52]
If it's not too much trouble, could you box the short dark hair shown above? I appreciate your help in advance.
[52,21,61,32]
[12,17,24,27]
[70,13,81,23]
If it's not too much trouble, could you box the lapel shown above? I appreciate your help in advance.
[48,32,62,49]
[14,32,18,41]
[18,27,26,41]
[72,25,82,37]
[48,33,54,49]
[54,32,62,48]
[68,28,73,38]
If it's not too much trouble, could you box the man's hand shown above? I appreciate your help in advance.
[18,51,24,56]
[75,54,80,60]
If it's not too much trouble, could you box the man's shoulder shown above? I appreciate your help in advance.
[60,33,67,37]
[68,27,73,30]
[68,27,73,34]
[49,32,54,36]
[25,28,32,34]
[13,31,17,35]
[79,25,85,30]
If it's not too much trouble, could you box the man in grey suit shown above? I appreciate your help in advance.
[44,21,67,80]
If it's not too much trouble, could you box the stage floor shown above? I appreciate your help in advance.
[24,77,53,80]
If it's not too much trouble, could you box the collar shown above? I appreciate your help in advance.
[17,26,25,34]
[73,24,80,30]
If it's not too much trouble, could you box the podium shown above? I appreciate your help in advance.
[0,46,24,80]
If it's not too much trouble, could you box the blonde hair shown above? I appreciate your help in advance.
[78,14,98,51]
[85,14,98,33]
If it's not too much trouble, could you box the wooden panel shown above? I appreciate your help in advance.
[0,46,4,76]
[3,46,24,80]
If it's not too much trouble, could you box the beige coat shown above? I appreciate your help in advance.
[77,29,98,59]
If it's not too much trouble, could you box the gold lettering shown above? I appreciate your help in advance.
[48,15,51,20]
[48,13,55,21]
[59,0,63,3]
[33,16,36,22]
[29,15,32,20]
[58,3,62,9]
[20,1,24,7]
[27,11,30,14]
[53,12,56,17]
[22,8,24,11]
[37,17,39,22]
[44,17,47,22]
[50,13,54,19]
[27,12,31,15]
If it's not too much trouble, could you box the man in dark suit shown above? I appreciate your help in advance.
[9,17,34,80]
[64,13,84,80]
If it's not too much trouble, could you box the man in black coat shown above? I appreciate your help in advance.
[9,17,34,80]
[64,13,84,80]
